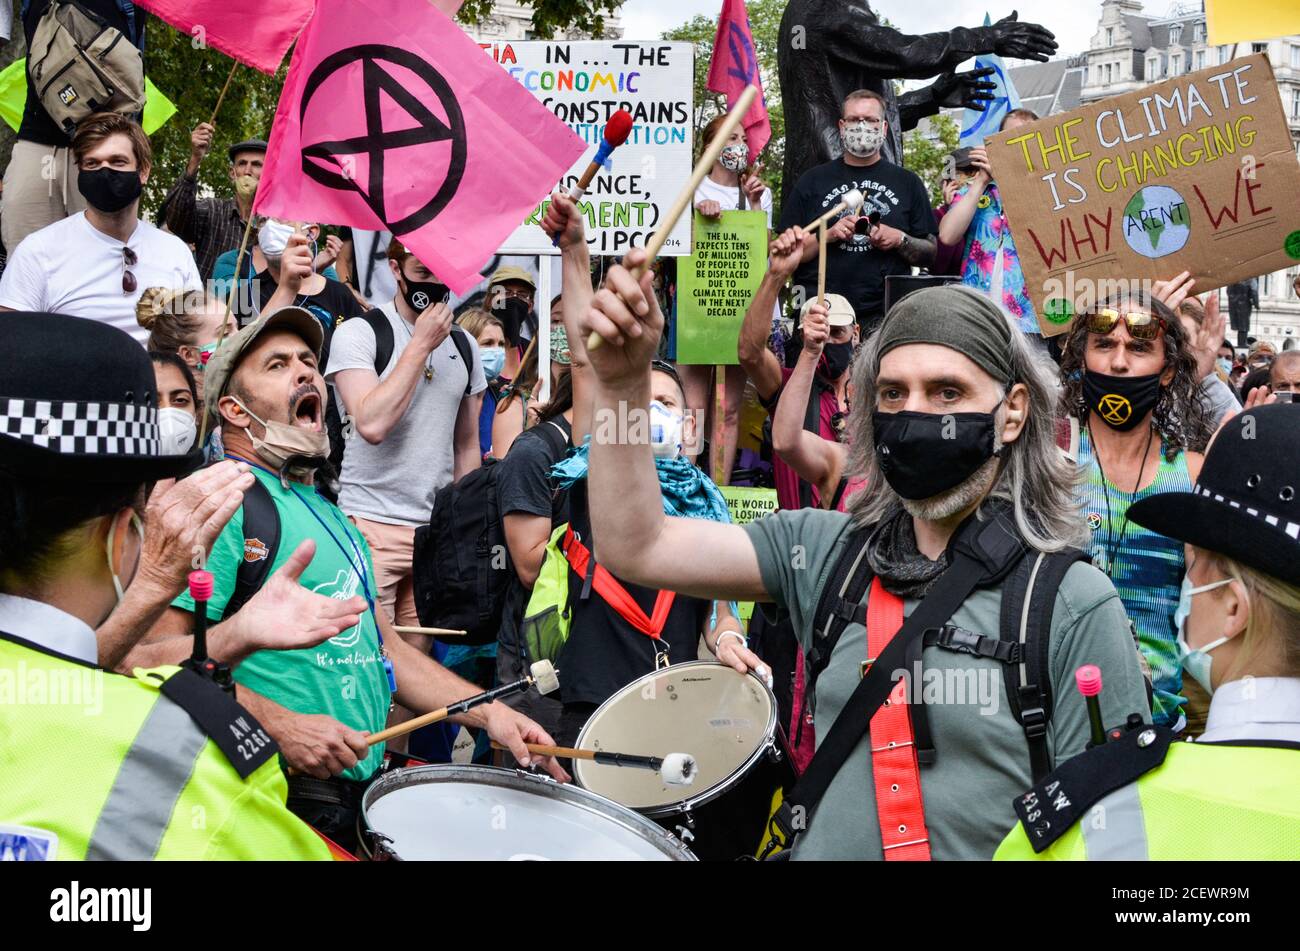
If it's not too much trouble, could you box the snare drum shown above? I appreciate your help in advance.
[574,661,794,861]
[361,764,696,860]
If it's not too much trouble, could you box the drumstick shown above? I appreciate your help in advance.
[491,742,698,786]
[802,188,866,232]
[393,625,467,637]
[587,83,759,351]
[366,660,559,746]
[817,220,827,307]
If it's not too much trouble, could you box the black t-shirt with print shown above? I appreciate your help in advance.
[778,156,936,327]
[558,480,711,708]
[258,273,366,360]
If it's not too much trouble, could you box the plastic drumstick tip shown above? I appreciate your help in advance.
[530,660,560,696]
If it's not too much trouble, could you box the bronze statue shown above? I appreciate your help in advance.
[778,5,1057,203]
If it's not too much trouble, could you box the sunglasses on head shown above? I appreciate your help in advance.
[121,246,137,294]
[1085,308,1164,341]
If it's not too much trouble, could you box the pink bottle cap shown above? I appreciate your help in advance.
[1075,665,1102,697]
[188,570,215,602]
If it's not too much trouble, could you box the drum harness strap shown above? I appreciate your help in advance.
[765,505,1079,859]
[562,526,676,667]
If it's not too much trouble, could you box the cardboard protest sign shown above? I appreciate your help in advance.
[986,53,1300,336]
[719,486,777,622]
[486,41,695,256]
[676,210,769,365]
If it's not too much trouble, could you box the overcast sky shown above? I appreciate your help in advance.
[619,0,1132,59]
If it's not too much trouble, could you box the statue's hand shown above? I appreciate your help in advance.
[931,67,995,110]
[979,11,1057,63]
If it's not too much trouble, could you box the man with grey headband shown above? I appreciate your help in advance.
[577,272,1148,859]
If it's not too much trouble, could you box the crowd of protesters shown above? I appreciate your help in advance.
[1,36,1297,863]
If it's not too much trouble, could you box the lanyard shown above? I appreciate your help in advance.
[225,454,396,693]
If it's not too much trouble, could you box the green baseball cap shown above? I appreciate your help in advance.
[203,306,324,417]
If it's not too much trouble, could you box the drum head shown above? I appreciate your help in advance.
[362,765,695,860]
[574,662,776,814]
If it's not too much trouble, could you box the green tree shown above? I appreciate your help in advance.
[459,0,622,38]
[662,0,785,218]
[903,113,959,206]
[140,30,288,216]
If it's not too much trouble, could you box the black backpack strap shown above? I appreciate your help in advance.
[222,478,280,621]
[449,325,475,396]
[827,476,849,513]
[998,546,1090,783]
[361,308,395,377]
[805,525,874,714]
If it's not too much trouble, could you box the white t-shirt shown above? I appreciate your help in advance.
[0,213,202,344]
[694,175,773,227]
[326,300,488,526]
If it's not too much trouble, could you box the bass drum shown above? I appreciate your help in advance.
[362,764,696,860]
[575,661,794,861]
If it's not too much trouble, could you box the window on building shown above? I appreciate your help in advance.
[1148,56,1160,78]
[1194,22,1205,44]
[1253,42,1269,56]
[1220,45,1233,65]
[1292,45,1300,68]
[1171,54,1182,75]
[1105,27,1114,47]
[1171,24,1182,45]
[1293,89,1300,119]
[1195,49,1207,70]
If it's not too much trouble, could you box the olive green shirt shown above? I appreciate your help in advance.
[745,508,1149,860]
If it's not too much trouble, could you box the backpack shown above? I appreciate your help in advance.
[28,1,145,135]
[359,308,474,391]
[412,419,569,645]
[804,514,1088,783]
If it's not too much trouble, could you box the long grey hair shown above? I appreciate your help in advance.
[844,316,1089,553]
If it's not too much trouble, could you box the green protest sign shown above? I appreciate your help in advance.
[720,486,778,623]
[676,210,768,365]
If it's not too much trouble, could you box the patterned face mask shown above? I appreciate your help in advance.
[719,142,749,172]
[842,121,885,158]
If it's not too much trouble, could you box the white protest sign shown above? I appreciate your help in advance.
[481,40,694,256]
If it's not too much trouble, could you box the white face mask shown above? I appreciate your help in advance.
[106,511,144,602]
[842,120,885,158]
[158,407,198,455]
[1173,575,1235,694]
[719,142,749,173]
[648,400,684,459]
[258,219,295,259]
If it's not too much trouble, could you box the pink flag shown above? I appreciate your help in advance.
[254,0,585,294]
[707,0,771,158]
[131,0,312,74]
[430,0,465,16]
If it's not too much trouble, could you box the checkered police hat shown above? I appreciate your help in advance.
[0,313,201,482]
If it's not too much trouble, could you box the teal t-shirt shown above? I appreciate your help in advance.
[172,467,391,780]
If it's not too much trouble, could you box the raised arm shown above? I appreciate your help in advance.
[579,250,769,604]
[937,148,991,247]
[771,302,846,502]
[542,191,596,443]
[739,226,805,402]
[332,300,454,445]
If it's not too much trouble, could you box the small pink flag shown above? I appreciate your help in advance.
[131,0,313,74]
[254,0,585,294]
[707,0,771,158]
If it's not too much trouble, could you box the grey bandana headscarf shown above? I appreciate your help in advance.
[876,285,1014,386]
[865,507,949,599]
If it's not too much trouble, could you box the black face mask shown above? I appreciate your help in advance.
[494,297,533,346]
[818,340,854,381]
[77,167,143,213]
[872,403,1003,501]
[1082,370,1162,432]
[400,276,449,314]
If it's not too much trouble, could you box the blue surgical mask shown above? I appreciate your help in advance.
[648,400,684,459]
[481,346,505,381]
[1216,357,1232,377]
[1174,575,1234,694]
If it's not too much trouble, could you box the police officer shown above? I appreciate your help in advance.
[997,405,1300,860]
[0,312,332,861]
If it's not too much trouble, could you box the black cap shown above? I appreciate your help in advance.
[950,147,978,172]
[0,313,202,482]
[228,138,268,162]
[1128,405,1300,586]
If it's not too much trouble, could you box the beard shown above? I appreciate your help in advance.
[899,448,1002,523]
